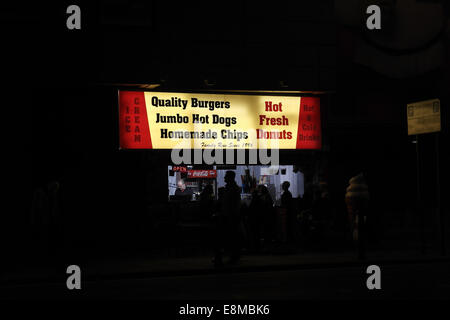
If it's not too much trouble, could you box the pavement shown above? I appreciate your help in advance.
[1,247,449,287]
[6,262,448,300]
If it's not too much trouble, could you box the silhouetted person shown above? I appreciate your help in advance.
[259,185,276,246]
[199,184,214,219]
[248,187,264,252]
[281,181,293,209]
[298,191,313,251]
[248,185,275,250]
[213,171,242,267]
[345,173,370,260]
[281,181,295,244]
[200,184,214,200]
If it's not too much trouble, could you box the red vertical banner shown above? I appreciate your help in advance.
[296,97,321,149]
[118,91,152,149]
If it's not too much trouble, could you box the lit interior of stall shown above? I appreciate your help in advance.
[168,165,304,204]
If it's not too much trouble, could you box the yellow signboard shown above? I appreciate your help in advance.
[407,99,441,135]
[118,91,321,149]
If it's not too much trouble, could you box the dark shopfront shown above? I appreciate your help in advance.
[25,86,450,265]
[113,91,450,259]
[113,89,343,258]
[128,150,333,258]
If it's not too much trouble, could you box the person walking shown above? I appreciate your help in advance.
[212,171,242,267]
[345,172,370,260]
[281,181,295,245]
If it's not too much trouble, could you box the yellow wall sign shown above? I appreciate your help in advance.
[118,91,321,149]
[407,99,441,135]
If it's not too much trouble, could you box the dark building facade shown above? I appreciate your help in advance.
[3,0,449,263]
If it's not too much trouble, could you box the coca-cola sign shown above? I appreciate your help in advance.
[187,170,217,178]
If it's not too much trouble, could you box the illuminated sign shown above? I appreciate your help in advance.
[187,170,217,179]
[172,166,187,172]
[118,91,321,149]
